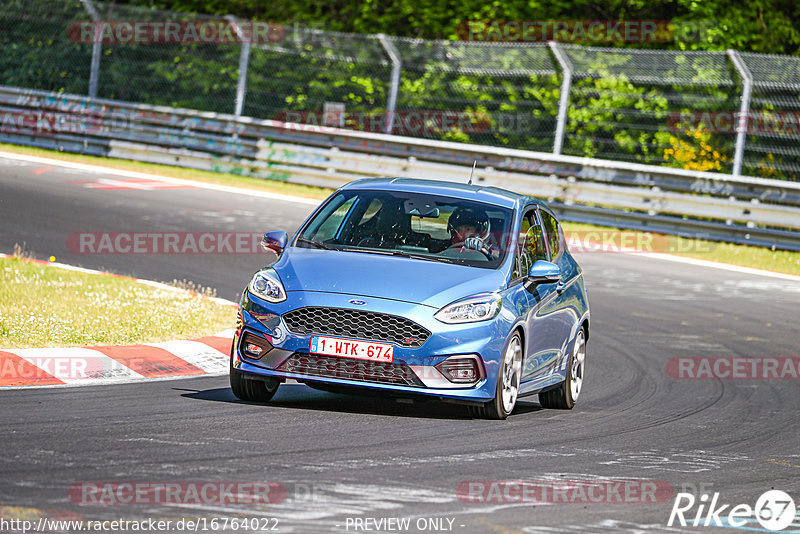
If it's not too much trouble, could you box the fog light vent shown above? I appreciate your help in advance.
[436,356,485,383]
[241,332,273,360]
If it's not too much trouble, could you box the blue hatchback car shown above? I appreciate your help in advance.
[231,178,590,419]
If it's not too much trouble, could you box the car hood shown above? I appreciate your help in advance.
[273,247,506,309]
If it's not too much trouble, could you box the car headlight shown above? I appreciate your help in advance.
[434,293,502,324]
[248,269,286,303]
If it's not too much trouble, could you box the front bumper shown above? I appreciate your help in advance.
[232,289,514,403]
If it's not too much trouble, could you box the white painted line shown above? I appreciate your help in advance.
[146,340,229,374]
[0,151,321,205]
[134,278,237,307]
[48,262,104,275]
[84,178,182,190]
[635,252,800,282]
[10,347,145,383]
[208,297,238,307]
[567,239,800,283]
[212,328,237,338]
[0,372,226,391]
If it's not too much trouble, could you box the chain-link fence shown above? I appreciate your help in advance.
[2,0,800,180]
[740,52,800,178]
[559,45,741,173]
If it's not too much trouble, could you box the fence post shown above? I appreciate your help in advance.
[227,15,252,117]
[377,34,401,135]
[548,41,573,156]
[80,0,102,98]
[727,49,752,177]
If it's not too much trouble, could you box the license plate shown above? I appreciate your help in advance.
[309,336,394,363]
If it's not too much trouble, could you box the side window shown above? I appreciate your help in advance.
[540,211,561,260]
[512,210,548,280]
[358,198,383,227]
[511,214,531,280]
[307,196,357,242]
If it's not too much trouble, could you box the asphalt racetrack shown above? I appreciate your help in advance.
[1,154,799,533]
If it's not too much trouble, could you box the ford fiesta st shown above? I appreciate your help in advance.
[230,178,590,419]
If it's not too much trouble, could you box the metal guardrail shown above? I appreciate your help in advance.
[1,85,799,250]
[5,1,800,179]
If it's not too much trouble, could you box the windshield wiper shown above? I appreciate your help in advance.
[338,246,411,257]
[389,250,413,258]
[296,237,336,250]
[405,254,457,264]
[341,247,458,264]
[322,244,461,264]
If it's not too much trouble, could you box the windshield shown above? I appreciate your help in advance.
[297,190,514,269]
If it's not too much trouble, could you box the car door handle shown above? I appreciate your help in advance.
[556,280,567,293]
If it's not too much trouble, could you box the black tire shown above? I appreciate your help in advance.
[539,328,586,410]
[230,352,279,403]
[468,332,523,420]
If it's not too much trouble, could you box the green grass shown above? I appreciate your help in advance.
[3,142,799,276]
[0,257,235,349]
[666,238,800,276]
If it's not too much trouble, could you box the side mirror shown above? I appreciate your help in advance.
[261,231,287,255]
[527,260,561,284]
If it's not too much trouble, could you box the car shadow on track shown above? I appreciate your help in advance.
[175,384,543,420]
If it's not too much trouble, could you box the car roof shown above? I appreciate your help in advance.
[341,177,541,210]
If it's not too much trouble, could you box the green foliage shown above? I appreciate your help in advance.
[2,0,798,178]
[671,0,800,54]
[0,1,93,93]
[121,0,800,55]
[100,42,240,111]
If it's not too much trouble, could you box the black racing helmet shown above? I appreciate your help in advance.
[447,206,490,239]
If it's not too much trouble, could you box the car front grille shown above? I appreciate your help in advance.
[277,354,424,387]
[282,307,430,348]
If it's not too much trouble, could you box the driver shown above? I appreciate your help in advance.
[447,206,494,255]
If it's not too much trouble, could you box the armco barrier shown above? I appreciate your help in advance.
[1,85,799,250]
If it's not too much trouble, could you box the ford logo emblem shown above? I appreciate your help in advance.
[349,299,367,306]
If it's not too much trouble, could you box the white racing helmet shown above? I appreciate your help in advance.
[447,206,490,240]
